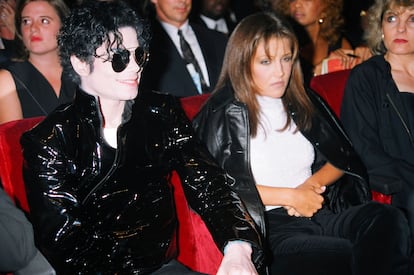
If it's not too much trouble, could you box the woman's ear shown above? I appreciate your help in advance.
[70,55,90,76]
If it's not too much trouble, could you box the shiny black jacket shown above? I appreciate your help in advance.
[193,85,371,236]
[21,88,264,274]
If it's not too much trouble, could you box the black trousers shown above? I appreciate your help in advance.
[267,202,412,275]
[151,260,204,275]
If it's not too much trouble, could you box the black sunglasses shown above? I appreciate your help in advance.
[95,47,150,73]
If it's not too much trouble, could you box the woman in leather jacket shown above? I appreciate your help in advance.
[193,12,412,275]
[20,1,264,274]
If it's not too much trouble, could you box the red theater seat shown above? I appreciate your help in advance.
[310,69,351,118]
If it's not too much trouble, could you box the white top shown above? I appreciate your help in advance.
[250,95,315,211]
[103,127,117,148]
[160,20,210,90]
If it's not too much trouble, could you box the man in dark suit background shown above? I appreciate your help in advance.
[190,0,237,36]
[140,0,227,97]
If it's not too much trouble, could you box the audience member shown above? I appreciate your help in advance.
[0,186,36,272]
[140,0,228,97]
[341,0,414,243]
[274,0,371,83]
[193,11,412,275]
[0,0,75,124]
[342,0,375,48]
[21,1,264,273]
[0,186,55,274]
[190,0,237,35]
[0,0,17,67]
[266,0,282,11]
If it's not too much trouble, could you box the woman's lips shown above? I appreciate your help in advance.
[30,36,42,42]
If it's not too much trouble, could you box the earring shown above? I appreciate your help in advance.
[318,18,324,24]
[381,33,384,39]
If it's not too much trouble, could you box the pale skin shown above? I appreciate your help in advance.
[151,0,192,28]
[73,26,258,275]
[251,37,344,217]
[0,1,62,124]
[382,6,414,93]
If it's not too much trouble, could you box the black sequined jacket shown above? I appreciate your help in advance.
[21,88,264,274]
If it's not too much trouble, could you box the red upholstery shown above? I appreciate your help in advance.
[371,191,392,205]
[0,94,221,274]
[180,93,210,120]
[310,69,351,118]
[177,94,223,274]
[310,70,392,205]
[172,171,222,273]
[0,116,43,212]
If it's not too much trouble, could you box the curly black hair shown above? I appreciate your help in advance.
[58,0,151,84]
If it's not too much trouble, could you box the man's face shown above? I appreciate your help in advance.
[151,0,191,28]
[79,27,141,103]
[201,0,230,20]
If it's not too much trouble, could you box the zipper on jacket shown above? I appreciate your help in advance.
[82,128,121,205]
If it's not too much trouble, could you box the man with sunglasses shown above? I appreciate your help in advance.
[20,1,264,274]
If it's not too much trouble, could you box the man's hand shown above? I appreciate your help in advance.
[216,241,258,275]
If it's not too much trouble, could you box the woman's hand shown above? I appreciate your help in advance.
[353,46,372,64]
[328,48,359,70]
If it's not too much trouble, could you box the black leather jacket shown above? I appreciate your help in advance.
[21,88,264,274]
[193,85,371,236]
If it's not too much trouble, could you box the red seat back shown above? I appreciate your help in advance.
[310,69,351,117]
[0,116,44,212]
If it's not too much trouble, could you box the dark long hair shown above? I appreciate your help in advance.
[216,11,314,137]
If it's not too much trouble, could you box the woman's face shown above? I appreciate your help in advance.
[288,0,325,28]
[80,27,141,103]
[382,5,414,56]
[251,37,293,98]
[20,1,61,56]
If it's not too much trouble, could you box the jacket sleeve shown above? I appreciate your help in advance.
[167,97,265,271]
[21,127,110,272]
[0,187,37,272]
[302,89,371,212]
[340,66,408,194]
